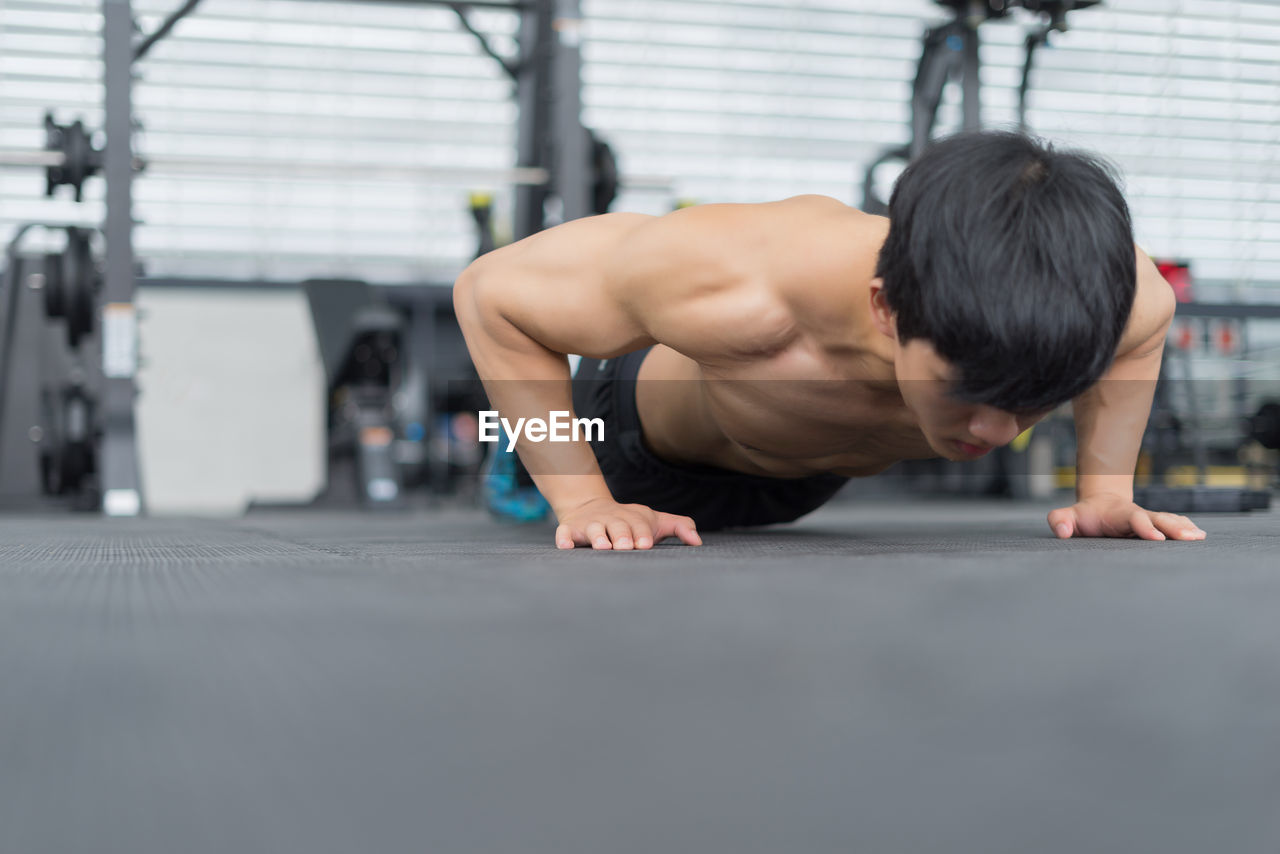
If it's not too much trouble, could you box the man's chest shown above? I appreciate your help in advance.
[641,342,936,476]
[700,380,934,475]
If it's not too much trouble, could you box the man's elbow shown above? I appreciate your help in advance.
[453,265,497,338]
[454,254,487,293]
[452,267,475,322]
[452,267,522,349]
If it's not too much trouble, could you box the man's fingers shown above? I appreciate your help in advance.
[557,507,700,552]
[651,514,701,546]
[1130,509,1165,541]
[556,524,593,549]
[1047,499,1205,544]
[1047,507,1076,539]
[1154,512,1206,541]
[606,520,634,550]
[673,517,702,546]
[584,521,612,550]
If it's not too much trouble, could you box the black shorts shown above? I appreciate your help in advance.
[570,348,849,531]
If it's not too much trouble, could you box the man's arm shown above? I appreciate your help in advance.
[455,203,781,548]
[1048,245,1205,541]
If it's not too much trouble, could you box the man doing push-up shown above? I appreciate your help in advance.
[454,131,1205,549]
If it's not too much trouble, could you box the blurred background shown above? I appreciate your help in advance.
[1,0,1278,516]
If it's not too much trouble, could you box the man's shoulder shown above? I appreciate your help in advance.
[773,193,855,212]
[767,194,871,229]
[762,198,888,323]
[1115,245,1177,358]
[610,195,884,363]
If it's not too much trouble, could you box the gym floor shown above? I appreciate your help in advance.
[2,497,1278,854]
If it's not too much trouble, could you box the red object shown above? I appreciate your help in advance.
[1214,320,1239,356]
[1173,319,1196,351]
[1155,260,1194,303]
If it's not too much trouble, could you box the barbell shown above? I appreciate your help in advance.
[0,115,668,203]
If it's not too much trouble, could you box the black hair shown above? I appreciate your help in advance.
[875,130,1137,413]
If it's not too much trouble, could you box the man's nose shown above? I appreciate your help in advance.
[969,408,1022,447]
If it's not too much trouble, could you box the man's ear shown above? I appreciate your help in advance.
[868,278,896,339]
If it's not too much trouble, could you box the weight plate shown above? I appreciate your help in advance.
[62,228,97,349]
[42,253,65,319]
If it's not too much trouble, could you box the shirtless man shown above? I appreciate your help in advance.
[454,131,1207,550]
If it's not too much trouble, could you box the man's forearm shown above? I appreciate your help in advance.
[479,364,616,516]
[1073,409,1141,503]
[454,274,615,516]
[1072,349,1163,503]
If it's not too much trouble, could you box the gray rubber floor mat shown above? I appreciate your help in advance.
[2,499,1278,854]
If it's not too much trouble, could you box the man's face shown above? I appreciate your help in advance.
[893,338,1047,461]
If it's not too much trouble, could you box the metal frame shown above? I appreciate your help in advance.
[100,0,143,516]
[514,0,589,239]
[79,0,588,516]
[860,0,1101,214]
[860,7,985,215]
[1172,302,1280,321]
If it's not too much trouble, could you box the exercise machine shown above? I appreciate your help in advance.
[1135,281,1280,513]
[0,225,106,509]
[304,280,408,510]
[0,0,616,516]
[861,0,1101,214]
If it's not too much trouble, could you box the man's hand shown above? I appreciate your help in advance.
[1047,493,1205,541]
[555,497,703,550]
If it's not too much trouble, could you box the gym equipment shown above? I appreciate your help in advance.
[133,0,204,62]
[590,131,619,215]
[305,280,407,511]
[1131,484,1269,514]
[1135,327,1271,514]
[0,226,105,509]
[39,227,102,350]
[0,242,25,417]
[7,107,655,203]
[2,0,635,516]
[43,114,103,202]
[2,225,99,473]
[470,193,498,258]
[861,0,1100,214]
[4,117,656,198]
[1132,279,1280,512]
[466,129,617,256]
[465,129,618,257]
[335,317,405,510]
[0,134,549,186]
[1247,401,1280,451]
[37,380,100,507]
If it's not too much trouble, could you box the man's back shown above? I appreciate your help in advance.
[462,195,871,363]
